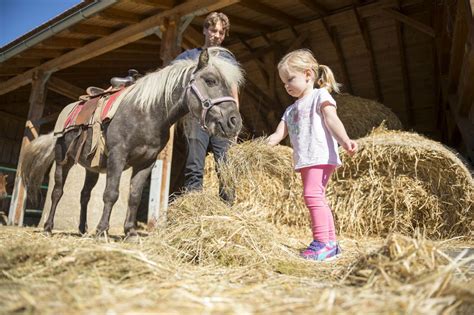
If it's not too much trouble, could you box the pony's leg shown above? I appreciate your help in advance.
[96,152,126,236]
[78,170,99,235]
[43,159,74,233]
[124,163,154,237]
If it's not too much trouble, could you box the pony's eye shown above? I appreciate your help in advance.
[205,78,217,86]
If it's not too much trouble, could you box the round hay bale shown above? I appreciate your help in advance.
[163,191,296,266]
[204,128,473,239]
[334,94,403,139]
[203,139,308,228]
[329,127,473,239]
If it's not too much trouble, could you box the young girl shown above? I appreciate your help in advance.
[267,49,357,261]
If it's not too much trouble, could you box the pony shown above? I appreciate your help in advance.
[20,48,244,237]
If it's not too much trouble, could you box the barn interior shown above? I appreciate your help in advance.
[0,0,473,226]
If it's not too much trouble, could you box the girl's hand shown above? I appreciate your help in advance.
[267,121,288,146]
[342,140,358,156]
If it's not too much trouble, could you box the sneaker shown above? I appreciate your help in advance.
[300,240,338,261]
[329,241,342,259]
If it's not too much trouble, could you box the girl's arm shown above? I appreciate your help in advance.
[321,102,358,155]
[267,120,288,146]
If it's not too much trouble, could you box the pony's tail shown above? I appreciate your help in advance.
[20,132,56,203]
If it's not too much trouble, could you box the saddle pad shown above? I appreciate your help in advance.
[100,88,127,121]
[54,101,81,136]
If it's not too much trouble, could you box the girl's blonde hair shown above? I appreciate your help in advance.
[278,49,341,93]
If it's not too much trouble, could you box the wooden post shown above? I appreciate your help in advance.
[8,69,51,226]
[148,15,183,228]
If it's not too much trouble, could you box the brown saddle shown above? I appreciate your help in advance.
[75,97,100,126]
[79,69,142,101]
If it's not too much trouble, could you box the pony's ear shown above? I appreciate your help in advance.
[196,48,209,72]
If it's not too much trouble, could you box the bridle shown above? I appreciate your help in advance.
[186,74,237,130]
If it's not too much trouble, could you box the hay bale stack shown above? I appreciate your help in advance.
[203,139,308,227]
[334,94,403,139]
[163,191,297,266]
[204,128,472,239]
[329,127,473,239]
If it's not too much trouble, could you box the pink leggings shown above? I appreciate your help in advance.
[300,164,336,243]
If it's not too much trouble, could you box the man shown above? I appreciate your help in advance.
[174,12,239,203]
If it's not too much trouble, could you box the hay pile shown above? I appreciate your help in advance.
[331,127,473,239]
[334,94,403,139]
[160,191,299,266]
[1,226,473,314]
[342,233,474,313]
[204,128,473,239]
[204,139,308,227]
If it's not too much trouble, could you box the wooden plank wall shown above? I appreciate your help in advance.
[0,115,23,168]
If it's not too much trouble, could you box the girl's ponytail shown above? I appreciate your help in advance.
[279,49,342,93]
[317,64,341,93]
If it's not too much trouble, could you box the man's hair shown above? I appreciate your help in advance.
[203,12,230,36]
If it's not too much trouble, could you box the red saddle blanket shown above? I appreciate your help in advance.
[63,89,125,130]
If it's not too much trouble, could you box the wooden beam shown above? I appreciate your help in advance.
[8,70,51,226]
[32,111,61,126]
[225,0,410,47]
[239,43,279,63]
[0,59,44,68]
[17,49,64,59]
[129,0,175,9]
[447,95,474,162]
[447,0,470,94]
[225,14,273,33]
[352,7,383,102]
[0,0,239,96]
[238,37,269,85]
[245,79,274,108]
[0,68,27,76]
[297,0,328,15]
[381,8,435,37]
[98,8,143,24]
[320,18,353,94]
[67,24,115,37]
[182,25,204,48]
[242,88,273,131]
[193,13,272,34]
[149,15,182,228]
[238,0,300,25]
[48,76,84,100]
[0,110,25,122]
[458,29,474,116]
[395,18,415,127]
[39,37,87,49]
[286,31,309,53]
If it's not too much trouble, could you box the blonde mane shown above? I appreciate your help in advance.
[116,47,244,112]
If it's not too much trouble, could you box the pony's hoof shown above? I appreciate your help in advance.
[42,230,53,237]
[79,226,88,235]
[124,234,140,244]
[95,230,109,242]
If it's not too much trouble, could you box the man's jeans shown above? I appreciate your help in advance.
[184,120,235,204]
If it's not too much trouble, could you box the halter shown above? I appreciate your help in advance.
[186,74,237,130]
